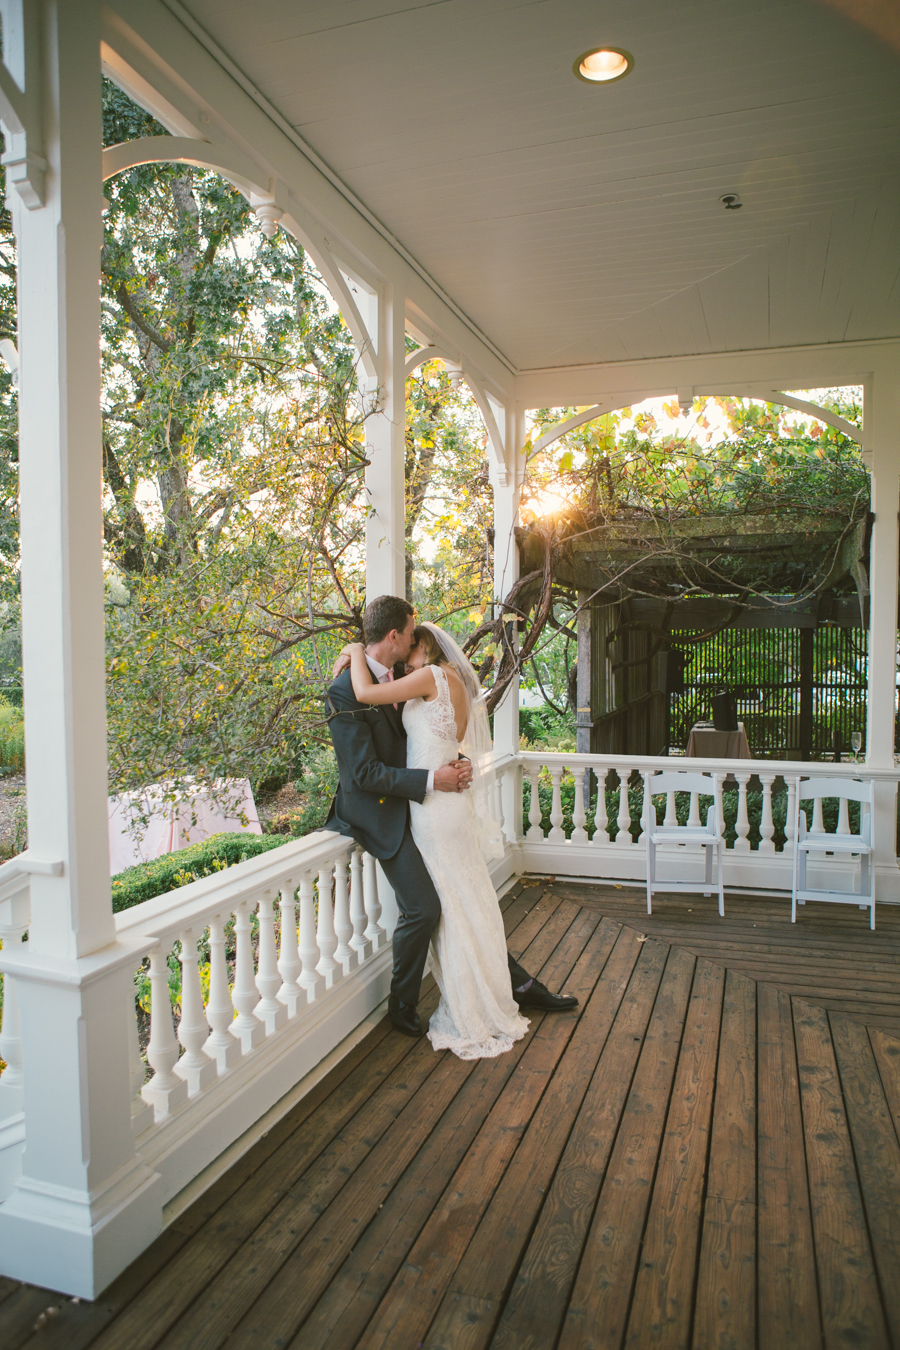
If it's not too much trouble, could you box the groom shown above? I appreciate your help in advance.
[325,594,578,1036]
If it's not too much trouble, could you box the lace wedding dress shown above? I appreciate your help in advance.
[404,664,529,1060]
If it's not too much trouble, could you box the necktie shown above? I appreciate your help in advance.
[386,669,397,709]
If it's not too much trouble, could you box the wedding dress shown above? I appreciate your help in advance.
[404,663,529,1060]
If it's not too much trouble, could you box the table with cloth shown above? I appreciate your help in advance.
[685,723,752,760]
[108,777,262,873]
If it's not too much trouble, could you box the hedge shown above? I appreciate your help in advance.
[110,831,290,914]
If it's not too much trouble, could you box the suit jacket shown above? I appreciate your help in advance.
[324,665,428,860]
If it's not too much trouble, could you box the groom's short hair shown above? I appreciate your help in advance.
[363,595,414,645]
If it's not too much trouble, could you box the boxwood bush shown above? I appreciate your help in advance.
[111,831,290,914]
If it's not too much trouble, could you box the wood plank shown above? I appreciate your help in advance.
[290,911,613,1350]
[348,916,618,1350]
[420,923,644,1350]
[623,958,726,1347]
[556,945,696,1350]
[693,970,757,1350]
[87,1018,452,1350]
[868,1027,900,1148]
[756,983,822,1350]
[161,905,600,1350]
[0,1285,73,1350]
[792,998,890,1350]
[492,938,672,1350]
[829,1013,900,1345]
[161,1036,485,1350]
[85,898,577,1350]
[169,1013,398,1237]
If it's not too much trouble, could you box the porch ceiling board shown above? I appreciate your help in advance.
[169,0,900,370]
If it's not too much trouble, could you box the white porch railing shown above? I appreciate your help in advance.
[114,829,402,1208]
[498,751,900,898]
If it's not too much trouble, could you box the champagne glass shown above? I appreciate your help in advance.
[851,730,862,763]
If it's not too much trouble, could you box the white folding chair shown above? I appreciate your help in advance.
[791,776,875,928]
[641,770,725,917]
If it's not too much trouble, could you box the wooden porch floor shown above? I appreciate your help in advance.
[5,878,900,1349]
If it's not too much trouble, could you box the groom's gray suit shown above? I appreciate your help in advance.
[324,664,532,1006]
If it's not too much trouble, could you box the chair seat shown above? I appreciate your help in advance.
[798,833,870,854]
[649,828,721,845]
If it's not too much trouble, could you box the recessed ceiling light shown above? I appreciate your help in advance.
[574,47,634,84]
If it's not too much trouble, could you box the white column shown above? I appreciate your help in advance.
[492,403,525,859]
[365,284,406,599]
[0,1,161,1297]
[865,358,900,899]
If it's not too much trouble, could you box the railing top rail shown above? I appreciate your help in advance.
[515,750,900,781]
[115,828,355,944]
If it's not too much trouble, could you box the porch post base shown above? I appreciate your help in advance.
[0,1157,162,1299]
[875,862,900,903]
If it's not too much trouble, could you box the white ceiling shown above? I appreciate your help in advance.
[180,0,900,372]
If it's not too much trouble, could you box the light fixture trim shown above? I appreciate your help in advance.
[573,46,634,84]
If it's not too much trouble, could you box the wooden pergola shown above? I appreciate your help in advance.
[517,508,871,757]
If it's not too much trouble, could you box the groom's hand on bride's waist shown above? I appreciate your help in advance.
[434,761,473,793]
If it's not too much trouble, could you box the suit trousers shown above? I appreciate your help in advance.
[379,819,531,1006]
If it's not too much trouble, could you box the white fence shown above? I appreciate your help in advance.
[502,751,900,897]
[0,750,897,1292]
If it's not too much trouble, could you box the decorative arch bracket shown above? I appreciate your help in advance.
[405,344,511,481]
[530,389,868,458]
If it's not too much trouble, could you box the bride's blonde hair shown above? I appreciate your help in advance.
[411,624,445,666]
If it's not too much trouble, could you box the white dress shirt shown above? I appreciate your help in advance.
[365,654,435,792]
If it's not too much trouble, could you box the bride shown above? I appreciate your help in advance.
[341,622,530,1061]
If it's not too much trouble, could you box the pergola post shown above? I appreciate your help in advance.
[0,0,160,1296]
[365,285,407,600]
[865,358,900,899]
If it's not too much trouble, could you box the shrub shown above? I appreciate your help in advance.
[111,830,290,913]
[0,694,24,773]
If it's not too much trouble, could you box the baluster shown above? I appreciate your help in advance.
[276,882,303,1016]
[734,773,751,853]
[363,852,384,951]
[593,768,609,843]
[548,766,565,841]
[616,766,632,847]
[142,946,188,1119]
[205,913,241,1072]
[837,793,850,836]
[332,853,356,975]
[526,765,545,840]
[349,849,371,964]
[687,792,701,828]
[488,776,506,847]
[783,777,797,856]
[230,898,265,1053]
[128,973,154,1135]
[175,928,217,1095]
[316,865,340,989]
[255,891,288,1034]
[570,767,588,843]
[664,791,677,828]
[297,872,323,1002]
[759,773,776,855]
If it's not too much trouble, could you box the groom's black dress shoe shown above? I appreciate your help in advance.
[514,980,579,1012]
[388,994,423,1037]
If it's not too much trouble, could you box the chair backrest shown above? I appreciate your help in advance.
[796,776,874,805]
[643,770,720,798]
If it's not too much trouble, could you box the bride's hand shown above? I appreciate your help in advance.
[331,642,363,679]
